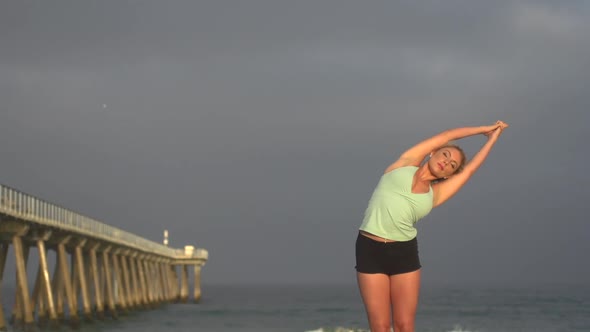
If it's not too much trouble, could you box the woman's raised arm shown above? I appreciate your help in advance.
[386,122,502,171]
[431,123,508,207]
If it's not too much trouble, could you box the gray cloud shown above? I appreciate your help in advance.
[1,1,589,285]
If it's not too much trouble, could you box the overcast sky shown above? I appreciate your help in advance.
[1,1,589,286]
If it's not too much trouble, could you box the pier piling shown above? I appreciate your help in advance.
[0,243,8,332]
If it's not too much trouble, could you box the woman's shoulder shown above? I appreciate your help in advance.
[384,158,421,174]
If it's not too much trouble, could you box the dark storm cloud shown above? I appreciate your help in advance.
[1,1,589,285]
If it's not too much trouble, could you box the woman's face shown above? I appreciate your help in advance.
[428,147,463,178]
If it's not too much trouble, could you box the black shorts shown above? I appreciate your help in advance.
[355,232,421,276]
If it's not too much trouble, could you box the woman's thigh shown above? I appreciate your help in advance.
[357,272,392,329]
[390,269,421,324]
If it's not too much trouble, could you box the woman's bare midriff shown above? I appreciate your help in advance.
[359,230,397,243]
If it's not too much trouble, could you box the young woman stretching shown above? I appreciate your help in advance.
[356,121,509,332]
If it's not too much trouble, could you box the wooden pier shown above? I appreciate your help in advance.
[0,184,208,331]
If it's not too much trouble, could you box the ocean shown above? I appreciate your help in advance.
[2,282,589,332]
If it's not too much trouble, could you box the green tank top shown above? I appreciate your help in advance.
[359,166,433,241]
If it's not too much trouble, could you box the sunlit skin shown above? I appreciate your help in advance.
[359,121,508,332]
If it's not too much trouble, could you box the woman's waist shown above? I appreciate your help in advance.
[359,230,397,243]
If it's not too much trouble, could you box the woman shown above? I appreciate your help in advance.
[356,121,509,332]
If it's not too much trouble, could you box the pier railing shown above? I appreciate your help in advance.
[0,184,207,260]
